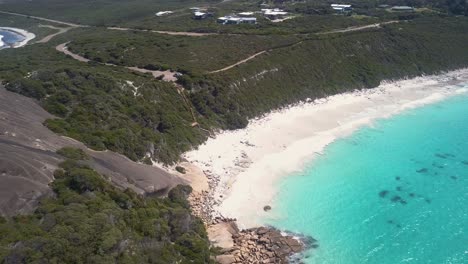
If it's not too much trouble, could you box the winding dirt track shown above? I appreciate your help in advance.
[55,42,90,62]
[55,42,198,125]
[56,42,179,81]
[208,20,400,74]
[108,26,215,37]
[209,50,267,73]
[37,25,73,43]
[0,10,85,27]
[0,10,215,37]
[317,20,399,34]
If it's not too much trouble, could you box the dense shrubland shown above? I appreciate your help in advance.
[2,63,209,164]
[183,16,468,120]
[2,16,468,165]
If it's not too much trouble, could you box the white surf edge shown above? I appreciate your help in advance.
[0,27,36,48]
[183,69,468,229]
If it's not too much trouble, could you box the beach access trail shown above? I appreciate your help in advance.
[55,42,199,127]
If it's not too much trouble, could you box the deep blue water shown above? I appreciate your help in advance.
[0,29,25,49]
[267,92,468,263]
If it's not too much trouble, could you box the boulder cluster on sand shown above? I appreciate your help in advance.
[188,169,309,263]
[215,224,305,264]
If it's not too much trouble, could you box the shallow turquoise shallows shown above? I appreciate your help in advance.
[267,92,468,264]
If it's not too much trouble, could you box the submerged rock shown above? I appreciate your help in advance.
[417,168,428,173]
[379,190,389,198]
[263,205,272,212]
[434,153,447,159]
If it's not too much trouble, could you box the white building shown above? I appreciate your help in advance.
[331,4,352,13]
[391,6,414,11]
[194,11,211,19]
[262,8,288,20]
[238,12,254,16]
[217,16,257,25]
[156,11,174,16]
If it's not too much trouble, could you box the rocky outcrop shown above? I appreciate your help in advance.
[214,222,308,264]
[0,87,184,216]
[186,153,316,263]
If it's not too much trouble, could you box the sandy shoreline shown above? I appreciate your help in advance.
[184,69,468,229]
[0,27,36,48]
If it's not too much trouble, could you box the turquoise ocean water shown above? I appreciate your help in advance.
[267,92,468,263]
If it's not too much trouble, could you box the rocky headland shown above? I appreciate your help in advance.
[182,164,315,264]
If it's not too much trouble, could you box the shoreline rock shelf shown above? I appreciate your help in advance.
[215,224,308,264]
[187,167,315,263]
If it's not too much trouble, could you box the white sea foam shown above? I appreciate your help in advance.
[184,69,468,228]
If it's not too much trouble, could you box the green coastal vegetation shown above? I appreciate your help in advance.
[0,153,212,263]
[0,2,467,166]
[1,0,468,262]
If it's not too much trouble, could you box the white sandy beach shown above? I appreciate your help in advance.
[184,69,468,229]
[0,27,36,48]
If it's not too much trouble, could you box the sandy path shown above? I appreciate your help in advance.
[55,43,169,78]
[55,42,182,81]
[0,10,85,28]
[56,43,177,80]
[55,42,199,126]
[209,50,267,73]
[318,20,399,34]
[56,42,90,62]
[108,27,215,37]
[208,20,400,74]
[37,25,73,43]
[126,66,178,81]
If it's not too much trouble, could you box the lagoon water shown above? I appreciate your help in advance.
[0,29,25,49]
[267,92,468,263]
